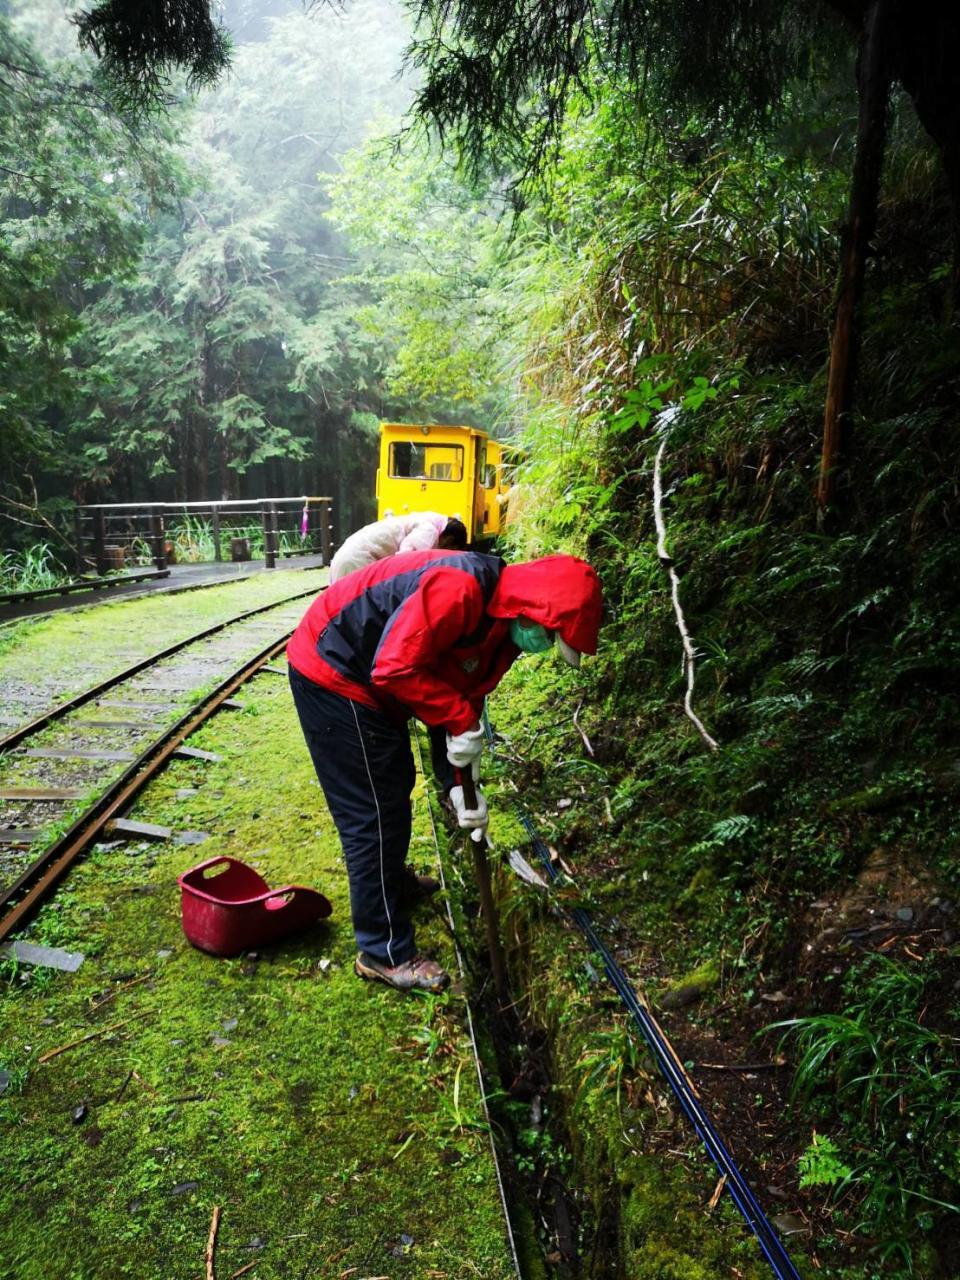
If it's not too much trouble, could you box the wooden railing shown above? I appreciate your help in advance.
[74,497,335,574]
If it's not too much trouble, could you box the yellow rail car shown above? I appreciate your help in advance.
[376,422,512,543]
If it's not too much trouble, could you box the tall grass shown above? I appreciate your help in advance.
[0,544,71,593]
[169,514,216,563]
[773,955,960,1268]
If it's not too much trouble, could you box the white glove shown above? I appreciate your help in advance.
[446,725,484,779]
[449,784,489,833]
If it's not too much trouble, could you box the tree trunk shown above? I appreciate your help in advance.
[887,2,960,321]
[940,140,960,320]
[176,417,190,503]
[196,338,211,499]
[218,435,239,504]
[817,0,893,513]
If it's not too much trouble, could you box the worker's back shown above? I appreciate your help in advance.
[329,512,447,582]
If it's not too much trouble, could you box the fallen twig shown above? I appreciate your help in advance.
[708,1174,727,1211]
[697,1058,786,1073]
[572,700,594,757]
[38,1012,149,1064]
[89,971,152,1013]
[132,1069,159,1097]
[206,1205,221,1280]
[231,1262,257,1279]
[114,1068,134,1103]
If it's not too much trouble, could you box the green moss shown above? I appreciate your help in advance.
[660,959,720,1005]
[676,865,718,911]
[0,568,325,729]
[0,666,515,1279]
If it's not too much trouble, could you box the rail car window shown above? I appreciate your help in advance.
[484,464,498,489]
[389,442,463,482]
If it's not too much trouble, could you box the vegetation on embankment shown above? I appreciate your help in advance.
[0,659,515,1280]
[479,456,960,1276]
[472,135,959,1279]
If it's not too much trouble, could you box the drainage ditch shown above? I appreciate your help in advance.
[423,734,786,1280]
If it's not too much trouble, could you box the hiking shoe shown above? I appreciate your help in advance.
[398,869,441,905]
[355,951,449,993]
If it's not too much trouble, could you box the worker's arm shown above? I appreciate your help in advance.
[370,567,485,733]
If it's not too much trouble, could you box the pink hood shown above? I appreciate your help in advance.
[488,555,602,655]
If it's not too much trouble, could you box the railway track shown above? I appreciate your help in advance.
[0,588,317,942]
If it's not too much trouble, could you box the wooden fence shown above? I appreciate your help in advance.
[75,497,334,574]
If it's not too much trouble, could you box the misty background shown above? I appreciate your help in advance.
[2,0,432,539]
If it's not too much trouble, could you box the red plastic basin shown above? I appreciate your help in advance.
[178,856,332,957]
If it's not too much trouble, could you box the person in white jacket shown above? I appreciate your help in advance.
[329,513,467,583]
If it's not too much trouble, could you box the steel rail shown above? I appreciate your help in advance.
[0,585,319,754]
[0,634,294,943]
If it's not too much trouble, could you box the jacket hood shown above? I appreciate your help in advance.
[488,555,602,655]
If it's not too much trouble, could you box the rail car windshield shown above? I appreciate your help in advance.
[389,441,464,482]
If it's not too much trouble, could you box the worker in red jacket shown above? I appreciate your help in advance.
[287,549,602,992]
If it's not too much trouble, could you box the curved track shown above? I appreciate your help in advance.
[0,588,317,941]
[0,587,317,753]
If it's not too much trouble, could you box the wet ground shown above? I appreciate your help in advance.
[0,568,325,739]
[0,555,326,624]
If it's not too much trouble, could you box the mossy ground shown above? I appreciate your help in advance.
[0,662,515,1280]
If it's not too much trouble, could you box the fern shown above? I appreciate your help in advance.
[798,1133,852,1190]
[708,813,754,843]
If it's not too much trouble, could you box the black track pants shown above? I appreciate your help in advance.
[428,723,455,793]
[289,668,417,966]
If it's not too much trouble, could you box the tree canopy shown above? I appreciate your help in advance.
[74,0,230,115]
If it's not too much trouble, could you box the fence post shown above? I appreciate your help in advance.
[306,498,317,551]
[320,500,332,567]
[93,507,108,577]
[263,501,277,569]
[73,507,85,576]
[150,506,167,571]
[211,505,222,563]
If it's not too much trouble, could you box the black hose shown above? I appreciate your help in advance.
[483,702,801,1280]
[519,813,801,1280]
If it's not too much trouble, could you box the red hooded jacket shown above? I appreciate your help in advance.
[287,550,601,734]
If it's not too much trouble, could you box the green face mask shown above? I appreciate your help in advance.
[510,616,555,654]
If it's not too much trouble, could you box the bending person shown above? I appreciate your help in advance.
[328,512,467,582]
[287,549,602,993]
